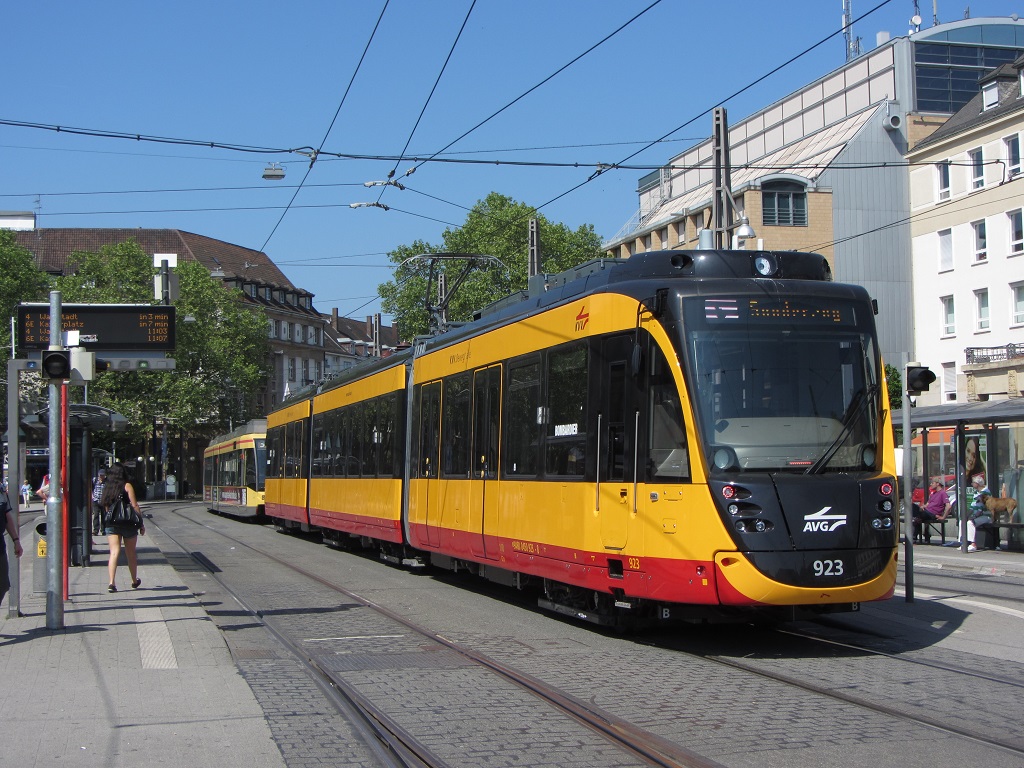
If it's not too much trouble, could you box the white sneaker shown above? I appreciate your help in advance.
[967,544,978,552]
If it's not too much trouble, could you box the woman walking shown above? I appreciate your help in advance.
[99,463,145,592]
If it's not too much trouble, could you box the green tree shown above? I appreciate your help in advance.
[52,240,270,445]
[0,231,51,434]
[379,192,605,338]
[885,364,902,410]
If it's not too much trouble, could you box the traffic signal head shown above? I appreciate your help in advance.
[95,359,111,374]
[41,348,72,380]
[905,364,936,396]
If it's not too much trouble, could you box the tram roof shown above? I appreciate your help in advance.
[895,399,1024,429]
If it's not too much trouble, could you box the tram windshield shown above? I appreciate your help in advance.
[680,294,881,474]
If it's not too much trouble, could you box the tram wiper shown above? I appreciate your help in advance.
[804,384,878,475]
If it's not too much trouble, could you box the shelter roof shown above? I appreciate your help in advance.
[895,399,1024,429]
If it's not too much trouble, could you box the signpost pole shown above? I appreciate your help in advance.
[45,291,64,630]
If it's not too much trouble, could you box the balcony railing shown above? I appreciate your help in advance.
[965,344,1023,364]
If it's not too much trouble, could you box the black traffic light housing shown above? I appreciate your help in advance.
[905,363,936,396]
[95,359,111,374]
[41,348,72,380]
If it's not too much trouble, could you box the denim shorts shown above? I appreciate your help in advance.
[104,525,139,539]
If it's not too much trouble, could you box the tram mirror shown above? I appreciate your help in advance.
[631,344,642,377]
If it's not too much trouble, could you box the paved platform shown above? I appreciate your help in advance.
[0,511,285,768]
[1,505,1021,767]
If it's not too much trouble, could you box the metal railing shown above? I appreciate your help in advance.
[965,344,1023,364]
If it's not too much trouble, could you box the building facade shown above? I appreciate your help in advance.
[603,16,1024,369]
[907,58,1024,405]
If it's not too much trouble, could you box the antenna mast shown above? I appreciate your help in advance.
[843,0,862,61]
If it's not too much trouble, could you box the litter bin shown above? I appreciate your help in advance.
[33,519,47,594]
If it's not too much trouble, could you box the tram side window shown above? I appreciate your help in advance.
[323,409,338,478]
[545,343,588,478]
[267,427,283,478]
[443,373,472,477]
[337,409,355,477]
[311,413,326,477]
[348,402,366,477]
[504,360,541,476]
[378,393,398,478]
[204,456,215,487]
[416,382,442,478]
[646,342,689,481]
[285,420,306,478]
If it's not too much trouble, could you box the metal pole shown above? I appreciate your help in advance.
[901,389,915,602]
[6,359,22,618]
[46,290,64,629]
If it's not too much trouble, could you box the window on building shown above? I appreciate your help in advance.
[938,229,953,271]
[268,320,277,339]
[975,289,990,331]
[941,295,955,336]
[302,358,310,383]
[307,326,317,344]
[281,322,290,341]
[288,357,296,382]
[982,81,999,110]
[1009,209,1024,254]
[1005,135,1021,177]
[972,219,987,262]
[762,181,808,226]
[936,160,951,200]
[942,362,957,402]
[970,147,984,189]
[1012,283,1024,326]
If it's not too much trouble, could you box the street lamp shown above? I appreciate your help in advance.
[262,163,286,180]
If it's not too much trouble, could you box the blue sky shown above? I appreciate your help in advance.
[2,0,1019,321]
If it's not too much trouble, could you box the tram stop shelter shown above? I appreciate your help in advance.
[25,404,128,567]
[897,399,1024,550]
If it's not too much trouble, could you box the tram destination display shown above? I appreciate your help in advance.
[18,304,176,351]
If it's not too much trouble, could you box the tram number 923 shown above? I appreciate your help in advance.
[812,559,844,577]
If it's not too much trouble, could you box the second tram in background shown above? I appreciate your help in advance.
[203,419,267,519]
[264,249,900,626]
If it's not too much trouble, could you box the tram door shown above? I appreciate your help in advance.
[597,334,636,550]
[470,365,501,558]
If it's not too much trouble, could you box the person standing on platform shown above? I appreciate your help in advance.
[99,463,145,593]
[1,485,24,606]
[20,481,32,508]
[90,468,106,536]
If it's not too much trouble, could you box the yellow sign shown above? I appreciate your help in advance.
[37,539,46,557]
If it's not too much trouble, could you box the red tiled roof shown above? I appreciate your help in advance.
[13,228,295,289]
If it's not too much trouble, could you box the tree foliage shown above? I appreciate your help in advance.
[0,231,51,434]
[50,240,270,444]
[379,192,605,339]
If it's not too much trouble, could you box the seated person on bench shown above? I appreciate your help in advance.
[914,478,950,543]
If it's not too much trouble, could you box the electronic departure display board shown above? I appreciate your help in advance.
[17,304,176,351]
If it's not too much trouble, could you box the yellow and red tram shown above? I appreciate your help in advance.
[203,419,267,519]
[265,250,899,625]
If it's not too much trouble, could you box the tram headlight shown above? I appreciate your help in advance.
[753,519,767,532]
[880,499,893,512]
[728,503,740,515]
[860,445,877,468]
[713,447,738,470]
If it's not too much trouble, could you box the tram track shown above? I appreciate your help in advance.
[156,505,724,768]
[646,618,1024,759]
